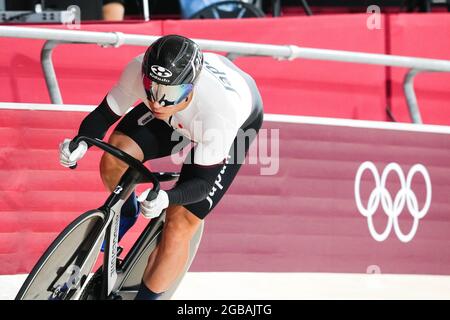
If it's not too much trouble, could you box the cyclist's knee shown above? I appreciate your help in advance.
[100,132,144,190]
[164,206,202,242]
[100,153,126,190]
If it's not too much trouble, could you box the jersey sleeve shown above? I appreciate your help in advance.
[106,57,143,116]
[75,96,121,144]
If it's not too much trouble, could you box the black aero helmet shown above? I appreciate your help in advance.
[142,34,203,86]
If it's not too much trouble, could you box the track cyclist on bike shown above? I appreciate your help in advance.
[59,34,263,300]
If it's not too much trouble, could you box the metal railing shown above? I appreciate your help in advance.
[1,25,450,124]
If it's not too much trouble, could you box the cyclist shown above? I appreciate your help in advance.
[59,34,263,300]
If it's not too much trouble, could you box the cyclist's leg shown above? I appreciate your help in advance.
[100,132,143,242]
[100,131,144,192]
[100,103,189,241]
[138,205,202,298]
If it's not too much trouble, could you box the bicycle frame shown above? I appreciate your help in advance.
[69,136,162,299]
[16,136,201,300]
[98,167,141,299]
[95,168,193,299]
[80,167,191,300]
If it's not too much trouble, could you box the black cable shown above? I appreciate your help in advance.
[4,11,35,22]
[386,105,397,123]
[300,0,312,16]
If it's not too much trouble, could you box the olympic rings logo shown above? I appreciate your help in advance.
[354,161,432,243]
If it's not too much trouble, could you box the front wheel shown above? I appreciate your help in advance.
[15,210,106,300]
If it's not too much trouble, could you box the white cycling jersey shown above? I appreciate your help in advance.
[106,52,253,166]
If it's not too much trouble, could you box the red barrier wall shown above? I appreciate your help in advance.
[2,15,450,124]
[387,13,450,125]
[163,15,387,120]
[0,22,163,105]
[2,109,450,275]
[0,15,388,120]
[2,14,450,275]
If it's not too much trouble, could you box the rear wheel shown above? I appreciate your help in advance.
[15,210,105,300]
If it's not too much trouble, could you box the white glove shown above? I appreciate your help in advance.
[59,138,88,168]
[138,189,169,219]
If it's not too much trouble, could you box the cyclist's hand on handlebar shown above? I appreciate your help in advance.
[59,138,88,168]
[138,189,169,219]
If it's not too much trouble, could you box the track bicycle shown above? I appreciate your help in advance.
[15,136,204,300]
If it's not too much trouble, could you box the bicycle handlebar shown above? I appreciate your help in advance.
[69,136,160,200]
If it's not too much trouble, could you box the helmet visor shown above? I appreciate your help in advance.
[143,75,193,107]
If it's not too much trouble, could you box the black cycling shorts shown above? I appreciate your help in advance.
[114,70,263,219]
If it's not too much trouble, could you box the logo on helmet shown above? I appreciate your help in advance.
[151,65,172,78]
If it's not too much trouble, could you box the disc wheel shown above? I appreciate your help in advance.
[15,210,105,300]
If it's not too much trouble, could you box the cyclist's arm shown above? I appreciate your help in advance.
[166,116,237,206]
[166,163,223,206]
[74,96,121,143]
[74,57,142,144]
